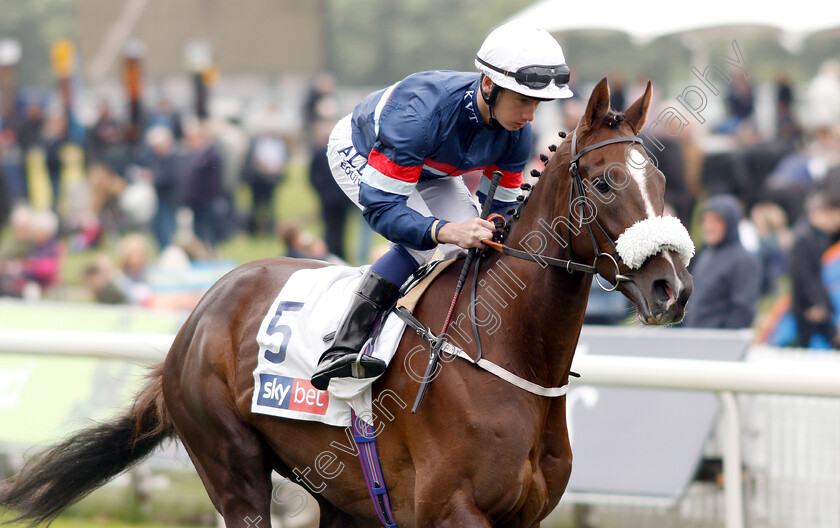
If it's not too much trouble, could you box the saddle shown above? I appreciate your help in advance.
[319,259,455,345]
[396,259,455,312]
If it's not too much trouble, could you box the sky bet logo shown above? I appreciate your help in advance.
[258,374,328,415]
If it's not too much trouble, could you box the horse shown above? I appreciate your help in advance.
[0,78,693,527]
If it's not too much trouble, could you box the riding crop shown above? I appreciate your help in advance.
[411,169,503,413]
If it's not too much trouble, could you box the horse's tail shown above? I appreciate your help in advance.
[0,363,174,526]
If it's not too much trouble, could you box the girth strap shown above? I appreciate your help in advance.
[351,410,398,528]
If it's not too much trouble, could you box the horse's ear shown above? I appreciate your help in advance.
[580,77,611,131]
[624,81,652,135]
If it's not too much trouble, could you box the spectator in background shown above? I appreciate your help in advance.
[86,100,126,170]
[142,126,182,249]
[213,109,249,230]
[729,75,755,120]
[278,220,343,264]
[750,202,792,297]
[114,233,152,305]
[86,161,127,238]
[0,205,36,290]
[0,128,25,207]
[0,207,61,298]
[303,72,337,147]
[15,100,44,158]
[118,165,159,233]
[683,195,761,329]
[559,97,584,135]
[303,73,343,258]
[308,119,350,260]
[789,190,840,348]
[41,112,68,210]
[657,134,695,228]
[775,70,798,140]
[145,96,183,141]
[762,126,840,223]
[0,152,10,226]
[242,118,287,236]
[804,60,840,133]
[169,207,214,263]
[15,100,44,202]
[82,253,128,304]
[182,120,226,249]
[717,74,754,134]
[608,73,625,113]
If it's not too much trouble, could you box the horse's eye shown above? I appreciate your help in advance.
[593,178,611,193]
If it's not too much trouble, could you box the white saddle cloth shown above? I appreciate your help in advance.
[250,266,407,427]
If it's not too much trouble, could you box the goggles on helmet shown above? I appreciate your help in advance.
[476,56,570,90]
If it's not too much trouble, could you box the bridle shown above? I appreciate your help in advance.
[398,128,659,395]
[484,128,644,292]
[567,127,642,291]
[399,128,651,383]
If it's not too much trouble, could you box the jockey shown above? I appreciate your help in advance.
[311,21,573,390]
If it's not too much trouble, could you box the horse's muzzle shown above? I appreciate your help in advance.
[647,275,693,324]
[619,251,694,325]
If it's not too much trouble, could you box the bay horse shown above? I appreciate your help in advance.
[0,78,693,527]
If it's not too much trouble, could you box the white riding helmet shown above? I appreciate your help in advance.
[475,21,573,101]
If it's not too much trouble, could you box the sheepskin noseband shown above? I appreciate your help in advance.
[615,215,695,270]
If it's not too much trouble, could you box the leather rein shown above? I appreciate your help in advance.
[392,131,649,399]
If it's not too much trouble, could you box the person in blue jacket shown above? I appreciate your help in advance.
[682,194,762,329]
[311,21,573,390]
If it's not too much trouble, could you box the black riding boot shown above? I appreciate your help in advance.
[311,269,401,390]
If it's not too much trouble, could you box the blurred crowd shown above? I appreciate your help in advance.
[0,71,352,305]
[2,59,840,349]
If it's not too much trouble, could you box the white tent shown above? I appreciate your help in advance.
[507,0,840,42]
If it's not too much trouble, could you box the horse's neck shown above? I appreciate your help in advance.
[482,158,591,389]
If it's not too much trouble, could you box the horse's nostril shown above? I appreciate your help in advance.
[653,279,672,305]
[678,285,691,308]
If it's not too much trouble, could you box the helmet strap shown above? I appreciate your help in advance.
[479,73,504,130]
